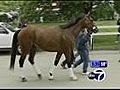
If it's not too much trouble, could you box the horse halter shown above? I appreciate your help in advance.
[87,26,99,35]
[92,26,99,33]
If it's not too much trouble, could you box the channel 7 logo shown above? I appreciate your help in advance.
[88,68,106,82]
[90,60,108,68]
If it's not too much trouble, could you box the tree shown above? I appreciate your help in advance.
[92,1,114,20]
[114,1,120,15]
[0,1,114,23]
[0,1,23,11]
[20,1,92,23]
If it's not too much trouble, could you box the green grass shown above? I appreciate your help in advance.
[92,20,119,50]
[95,20,118,32]
[95,20,116,26]
[92,35,120,50]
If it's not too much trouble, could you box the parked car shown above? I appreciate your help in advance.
[0,22,20,51]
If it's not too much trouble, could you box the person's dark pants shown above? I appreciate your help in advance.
[74,48,89,73]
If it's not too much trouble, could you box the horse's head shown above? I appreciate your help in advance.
[81,12,99,34]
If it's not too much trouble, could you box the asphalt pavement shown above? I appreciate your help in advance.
[0,50,120,89]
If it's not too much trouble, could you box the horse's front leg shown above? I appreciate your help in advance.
[65,51,78,81]
[49,52,62,80]
[68,62,78,81]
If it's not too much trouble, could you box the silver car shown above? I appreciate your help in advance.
[0,22,17,51]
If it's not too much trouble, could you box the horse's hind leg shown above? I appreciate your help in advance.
[28,45,42,79]
[49,52,62,80]
[19,54,27,82]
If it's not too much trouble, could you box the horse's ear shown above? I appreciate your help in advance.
[85,11,91,17]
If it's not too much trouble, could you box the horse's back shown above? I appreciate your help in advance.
[18,25,64,52]
[34,26,64,51]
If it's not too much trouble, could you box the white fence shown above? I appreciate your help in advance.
[91,25,120,50]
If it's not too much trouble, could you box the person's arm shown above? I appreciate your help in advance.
[76,34,90,50]
[78,34,90,44]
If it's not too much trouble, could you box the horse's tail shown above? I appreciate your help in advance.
[9,30,21,70]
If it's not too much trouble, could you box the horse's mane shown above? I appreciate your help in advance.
[59,15,84,29]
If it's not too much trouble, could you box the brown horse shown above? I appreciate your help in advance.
[9,12,98,82]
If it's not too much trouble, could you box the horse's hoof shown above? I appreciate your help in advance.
[37,74,42,79]
[61,63,67,69]
[48,76,54,80]
[21,77,27,82]
[70,76,78,81]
